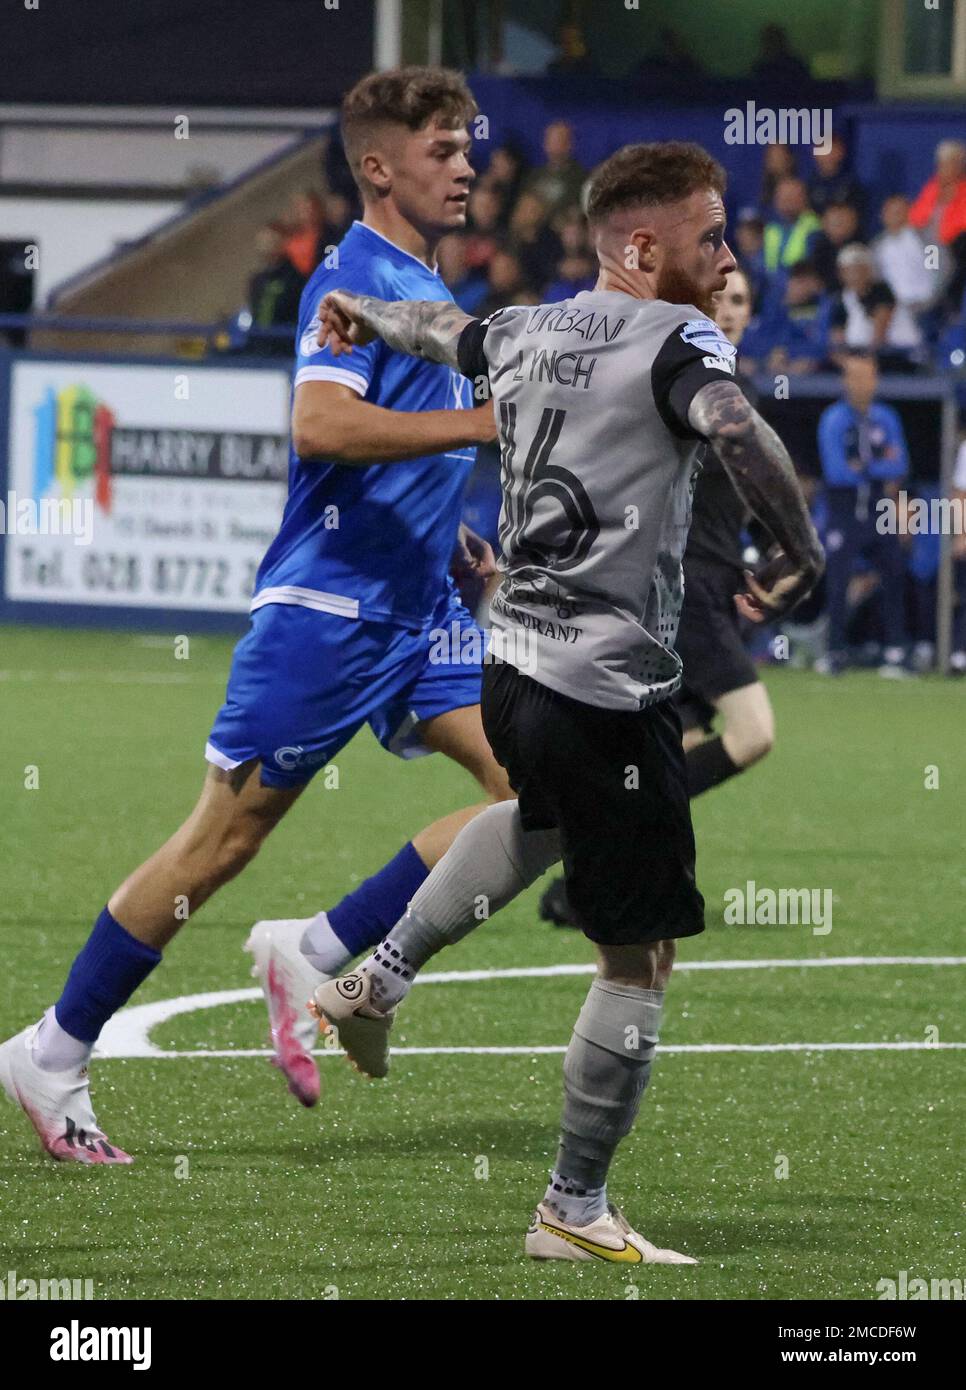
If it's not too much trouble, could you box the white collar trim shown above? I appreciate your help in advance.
[354,221,441,277]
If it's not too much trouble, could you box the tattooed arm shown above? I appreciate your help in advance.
[291,291,495,464]
[688,379,824,622]
[318,291,472,369]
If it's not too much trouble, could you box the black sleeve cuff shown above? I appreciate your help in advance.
[456,318,488,382]
[663,360,738,438]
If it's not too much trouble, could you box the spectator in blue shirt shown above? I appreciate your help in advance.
[544,209,597,302]
[761,259,833,375]
[436,233,488,315]
[807,133,867,223]
[817,353,910,674]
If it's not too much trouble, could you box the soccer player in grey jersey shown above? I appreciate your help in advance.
[309,142,824,1264]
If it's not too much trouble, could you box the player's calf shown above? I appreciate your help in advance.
[528,961,696,1264]
[310,802,560,1076]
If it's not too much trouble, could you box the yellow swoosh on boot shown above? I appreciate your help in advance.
[538,1219,644,1263]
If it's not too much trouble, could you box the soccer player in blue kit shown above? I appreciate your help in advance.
[0,67,514,1162]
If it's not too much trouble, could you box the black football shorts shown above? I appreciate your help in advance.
[481,659,705,946]
[675,561,759,733]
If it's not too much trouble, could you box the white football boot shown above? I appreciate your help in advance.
[308,971,394,1079]
[0,1022,133,1164]
[245,918,325,1107]
[525,1201,697,1264]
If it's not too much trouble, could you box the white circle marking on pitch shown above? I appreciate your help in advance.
[94,957,966,1060]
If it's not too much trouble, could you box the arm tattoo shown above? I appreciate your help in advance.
[688,380,823,576]
[349,296,473,369]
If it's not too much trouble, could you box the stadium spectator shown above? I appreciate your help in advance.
[281,190,327,278]
[902,482,942,672]
[545,23,599,77]
[761,260,831,375]
[828,244,923,371]
[764,176,820,274]
[239,223,306,356]
[807,132,866,221]
[758,142,797,212]
[508,190,563,293]
[817,353,910,674]
[734,208,767,310]
[522,122,586,217]
[908,140,966,314]
[751,24,811,87]
[481,140,528,210]
[543,210,596,301]
[0,238,33,348]
[630,26,707,85]
[911,140,966,315]
[436,233,488,315]
[909,140,966,246]
[321,191,353,247]
[874,194,937,315]
[811,200,863,289]
[475,246,536,318]
[463,184,504,273]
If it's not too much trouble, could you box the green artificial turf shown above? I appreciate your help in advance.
[1,626,963,1299]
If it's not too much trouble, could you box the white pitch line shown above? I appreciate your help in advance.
[418,956,966,982]
[114,1042,966,1060]
[94,957,966,1060]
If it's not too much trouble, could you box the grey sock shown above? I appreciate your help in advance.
[358,802,561,1008]
[555,978,664,1188]
[404,800,560,951]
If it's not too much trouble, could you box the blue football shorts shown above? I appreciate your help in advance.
[206,586,486,788]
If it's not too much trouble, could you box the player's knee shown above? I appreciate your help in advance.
[737,721,775,767]
[655,938,676,987]
[728,712,775,768]
[597,939,674,990]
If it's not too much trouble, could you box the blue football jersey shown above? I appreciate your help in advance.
[252,221,475,629]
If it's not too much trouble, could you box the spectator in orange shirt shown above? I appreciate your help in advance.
[282,190,326,278]
[908,140,966,313]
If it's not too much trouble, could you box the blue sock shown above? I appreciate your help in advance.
[55,907,163,1044]
[327,841,429,957]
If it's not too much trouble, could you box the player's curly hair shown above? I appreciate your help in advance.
[342,67,478,193]
[587,141,726,223]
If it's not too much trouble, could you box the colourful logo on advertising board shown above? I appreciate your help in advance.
[33,385,115,513]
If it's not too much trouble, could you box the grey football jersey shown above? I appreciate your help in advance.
[457,290,738,710]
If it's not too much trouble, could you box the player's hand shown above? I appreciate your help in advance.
[317,291,376,356]
[452,522,498,582]
[735,544,822,624]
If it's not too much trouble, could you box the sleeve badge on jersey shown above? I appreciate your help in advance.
[299,316,321,358]
[679,318,738,361]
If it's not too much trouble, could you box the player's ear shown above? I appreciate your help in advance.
[628,227,656,274]
[360,150,392,197]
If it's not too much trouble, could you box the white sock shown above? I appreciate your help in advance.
[299,912,352,976]
[33,1007,93,1073]
[543,1170,608,1227]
